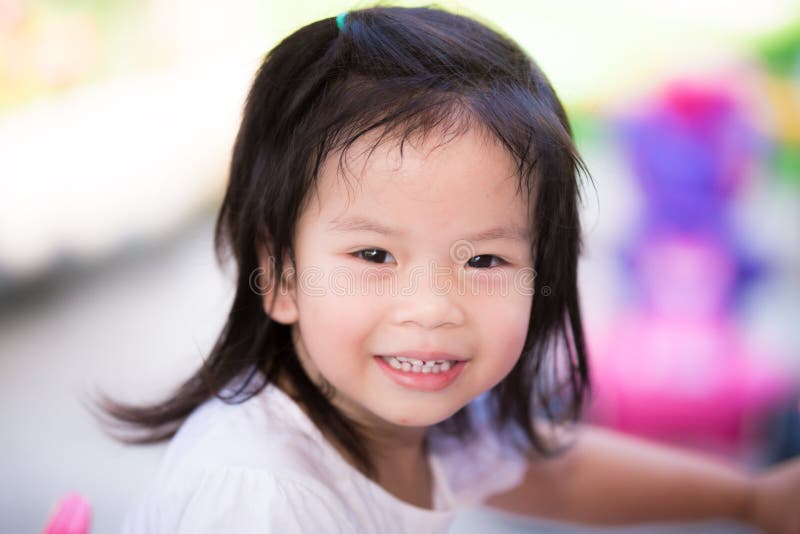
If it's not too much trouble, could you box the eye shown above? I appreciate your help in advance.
[466,255,505,269]
[352,248,396,264]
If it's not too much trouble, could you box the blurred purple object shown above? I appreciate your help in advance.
[621,82,757,233]
[620,228,763,313]
[588,80,793,460]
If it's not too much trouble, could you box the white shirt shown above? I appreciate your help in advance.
[121,382,528,533]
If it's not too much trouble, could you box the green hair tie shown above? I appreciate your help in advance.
[336,12,348,31]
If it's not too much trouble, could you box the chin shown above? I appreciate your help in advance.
[379,405,463,428]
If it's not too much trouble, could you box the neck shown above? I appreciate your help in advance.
[372,435,434,509]
[274,371,434,508]
[317,397,434,508]
[274,369,428,458]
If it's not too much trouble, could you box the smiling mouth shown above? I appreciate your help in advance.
[373,355,466,391]
[378,355,456,373]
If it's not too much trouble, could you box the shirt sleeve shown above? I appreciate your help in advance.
[430,395,534,507]
[122,466,356,534]
[434,423,530,507]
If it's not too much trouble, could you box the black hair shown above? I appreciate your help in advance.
[98,5,590,478]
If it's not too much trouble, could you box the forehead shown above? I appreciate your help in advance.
[301,127,531,238]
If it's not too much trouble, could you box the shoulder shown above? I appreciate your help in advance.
[123,384,354,533]
[431,402,580,507]
[157,383,334,480]
[429,397,533,506]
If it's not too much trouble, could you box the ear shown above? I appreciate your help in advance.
[255,239,299,325]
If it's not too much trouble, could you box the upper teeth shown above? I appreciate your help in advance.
[382,356,454,373]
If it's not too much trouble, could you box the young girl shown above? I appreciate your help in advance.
[108,6,800,533]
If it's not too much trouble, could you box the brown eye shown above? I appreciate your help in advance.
[353,249,394,264]
[467,255,504,268]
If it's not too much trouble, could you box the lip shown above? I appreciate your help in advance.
[374,355,466,392]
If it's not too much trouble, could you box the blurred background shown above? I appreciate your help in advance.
[1,0,799,532]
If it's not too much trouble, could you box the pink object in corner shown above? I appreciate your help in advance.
[42,493,91,534]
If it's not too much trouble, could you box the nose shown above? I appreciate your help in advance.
[390,265,465,329]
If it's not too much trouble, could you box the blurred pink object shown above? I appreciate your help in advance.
[588,312,793,458]
[42,493,91,534]
[588,230,796,459]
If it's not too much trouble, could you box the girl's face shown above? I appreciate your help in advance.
[268,126,534,434]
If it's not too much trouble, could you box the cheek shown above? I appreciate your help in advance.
[296,291,374,374]
[476,293,532,370]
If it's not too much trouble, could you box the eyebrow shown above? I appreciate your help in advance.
[327,215,530,242]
